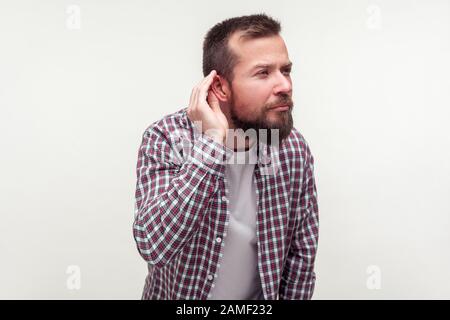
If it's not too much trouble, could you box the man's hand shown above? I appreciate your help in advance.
[187,70,229,145]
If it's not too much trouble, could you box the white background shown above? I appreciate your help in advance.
[0,0,449,299]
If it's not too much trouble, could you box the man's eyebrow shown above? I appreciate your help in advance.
[250,61,293,71]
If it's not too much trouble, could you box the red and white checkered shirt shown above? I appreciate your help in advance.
[133,107,319,300]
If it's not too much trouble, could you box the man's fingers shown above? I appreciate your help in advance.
[190,70,217,114]
[189,87,198,113]
[191,71,212,107]
[200,70,216,87]
[198,70,217,103]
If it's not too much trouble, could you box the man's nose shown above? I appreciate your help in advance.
[273,71,292,95]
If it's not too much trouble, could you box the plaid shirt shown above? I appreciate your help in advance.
[133,107,319,300]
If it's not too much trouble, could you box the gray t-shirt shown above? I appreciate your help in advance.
[207,140,265,300]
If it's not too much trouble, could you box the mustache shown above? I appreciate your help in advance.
[267,97,293,109]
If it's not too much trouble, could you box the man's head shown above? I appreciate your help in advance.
[203,13,294,146]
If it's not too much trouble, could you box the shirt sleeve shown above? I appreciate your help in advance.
[279,142,319,300]
[132,125,230,268]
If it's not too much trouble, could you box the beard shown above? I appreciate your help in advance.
[228,91,294,147]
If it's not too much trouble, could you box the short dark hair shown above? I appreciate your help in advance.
[202,13,281,83]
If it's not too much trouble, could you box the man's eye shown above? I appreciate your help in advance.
[257,70,269,75]
[283,69,292,75]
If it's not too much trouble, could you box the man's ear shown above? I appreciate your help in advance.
[211,75,230,103]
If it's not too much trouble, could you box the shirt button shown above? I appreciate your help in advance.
[207,274,214,281]
[221,196,227,202]
[216,237,222,243]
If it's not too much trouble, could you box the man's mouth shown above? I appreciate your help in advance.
[269,104,291,111]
